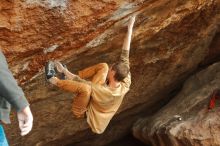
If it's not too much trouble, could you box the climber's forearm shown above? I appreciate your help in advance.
[122,28,133,52]
[120,16,135,66]
[120,31,131,66]
[122,16,135,51]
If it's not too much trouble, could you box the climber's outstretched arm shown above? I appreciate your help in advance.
[122,16,136,52]
[120,16,136,67]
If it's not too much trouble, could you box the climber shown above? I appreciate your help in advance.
[0,50,33,145]
[45,16,136,134]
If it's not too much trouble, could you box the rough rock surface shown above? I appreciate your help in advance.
[133,62,220,146]
[1,0,220,146]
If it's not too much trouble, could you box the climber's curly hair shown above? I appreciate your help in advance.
[111,62,129,81]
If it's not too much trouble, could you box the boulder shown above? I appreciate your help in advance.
[133,62,220,146]
[0,0,220,145]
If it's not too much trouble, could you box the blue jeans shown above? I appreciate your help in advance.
[0,125,9,146]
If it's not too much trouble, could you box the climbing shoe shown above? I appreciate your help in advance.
[45,61,56,80]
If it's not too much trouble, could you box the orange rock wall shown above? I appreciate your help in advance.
[1,0,220,146]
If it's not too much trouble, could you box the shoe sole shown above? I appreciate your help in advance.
[45,61,56,80]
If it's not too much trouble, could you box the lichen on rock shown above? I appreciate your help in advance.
[25,0,68,9]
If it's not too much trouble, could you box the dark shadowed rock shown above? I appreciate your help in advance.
[133,62,220,146]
